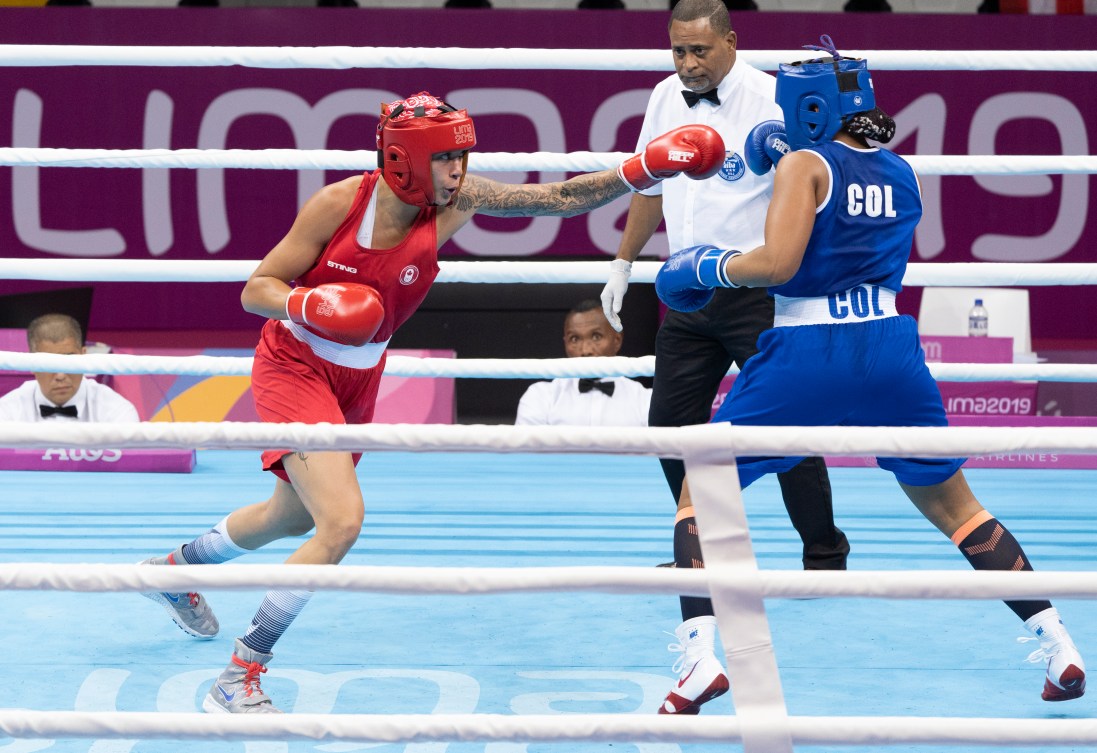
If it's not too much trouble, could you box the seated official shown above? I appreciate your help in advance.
[515,300,651,427]
[0,313,139,423]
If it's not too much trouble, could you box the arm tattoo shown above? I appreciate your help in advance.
[458,171,629,218]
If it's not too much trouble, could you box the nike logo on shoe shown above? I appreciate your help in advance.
[164,593,181,604]
[216,684,236,702]
[677,661,700,688]
[1044,665,1086,701]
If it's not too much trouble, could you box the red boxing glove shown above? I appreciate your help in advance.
[618,124,726,192]
[285,283,384,347]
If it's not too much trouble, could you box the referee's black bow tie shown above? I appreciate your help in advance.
[578,378,615,397]
[40,404,78,418]
[682,88,720,108]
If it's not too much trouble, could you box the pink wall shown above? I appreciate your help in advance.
[2,9,1095,342]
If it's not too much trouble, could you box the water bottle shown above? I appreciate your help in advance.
[968,298,989,337]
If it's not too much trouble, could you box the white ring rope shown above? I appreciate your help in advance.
[5,563,1097,602]
[4,350,1097,383]
[4,711,1097,747]
[0,421,1094,458]
[0,351,667,379]
[3,149,1096,176]
[2,148,1094,176]
[2,45,1096,72]
[4,259,1097,286]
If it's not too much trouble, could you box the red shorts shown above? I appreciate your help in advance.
[252,320,385,483]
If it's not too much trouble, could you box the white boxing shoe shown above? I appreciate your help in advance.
[1021,607,1086,702]
[659,616,730,715]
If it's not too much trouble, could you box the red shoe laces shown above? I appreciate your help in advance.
[230,655,268,697]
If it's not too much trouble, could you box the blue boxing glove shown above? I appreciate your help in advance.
[655,245,743,312]
[745,120,791,176]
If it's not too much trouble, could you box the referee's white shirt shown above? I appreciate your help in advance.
[0,378,140,423]
[515,377,651,427]
[636,60,782,254]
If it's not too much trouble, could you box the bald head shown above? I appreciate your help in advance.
[27,314,83,352]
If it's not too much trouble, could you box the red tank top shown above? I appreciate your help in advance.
[296,170,439,344]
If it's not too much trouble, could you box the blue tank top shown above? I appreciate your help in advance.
[769,140,922,298]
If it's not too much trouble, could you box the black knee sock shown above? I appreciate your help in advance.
[952,510,1050,621]
[675,506,714,621]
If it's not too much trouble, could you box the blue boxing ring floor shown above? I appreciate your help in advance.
[2,450,1097,753]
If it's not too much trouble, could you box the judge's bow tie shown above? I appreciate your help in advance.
[682,88,720,108]
[578,379,615,397]
[40,404,78,418]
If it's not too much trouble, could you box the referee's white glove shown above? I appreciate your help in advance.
[600,258,632,333]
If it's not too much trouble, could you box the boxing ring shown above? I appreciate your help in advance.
[2,44,1097,753]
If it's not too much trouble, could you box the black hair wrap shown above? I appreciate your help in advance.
[845,107,896,144]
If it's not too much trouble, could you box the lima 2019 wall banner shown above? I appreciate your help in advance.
[1,9,1094,336]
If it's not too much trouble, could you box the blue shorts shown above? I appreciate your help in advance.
[712,315,964,488]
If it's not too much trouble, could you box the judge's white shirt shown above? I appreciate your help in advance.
[0,379,140,423]
[515,377,651,427]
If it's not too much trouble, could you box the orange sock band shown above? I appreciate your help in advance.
[675,506,695,525]
[950,509,994,546]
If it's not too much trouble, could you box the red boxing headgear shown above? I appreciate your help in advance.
[376,92,477,207]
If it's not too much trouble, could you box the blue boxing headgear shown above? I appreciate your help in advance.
[775,35,876,151]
